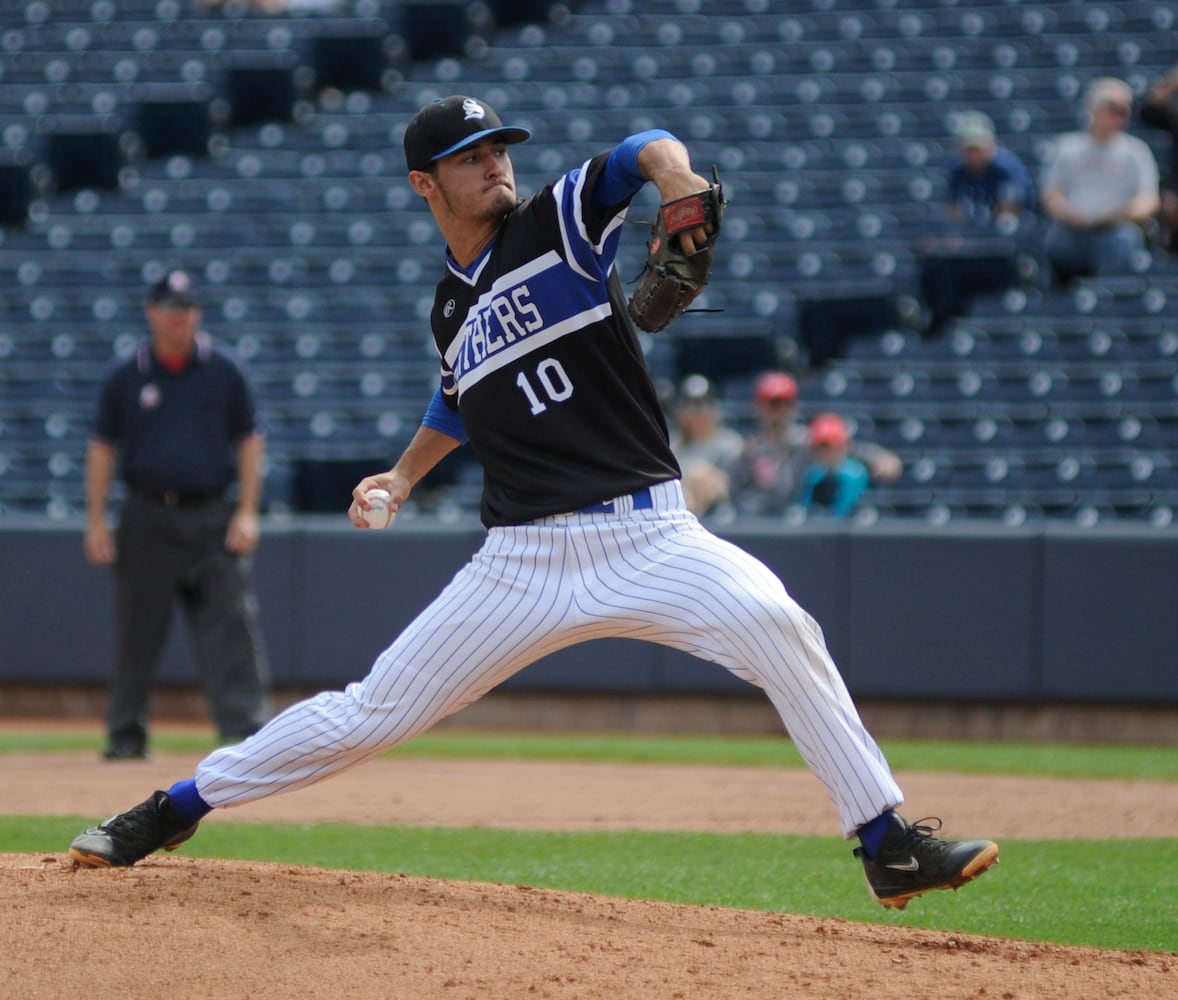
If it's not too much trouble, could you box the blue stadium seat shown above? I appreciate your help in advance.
[2,0,1177,518]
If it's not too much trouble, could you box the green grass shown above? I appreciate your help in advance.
[4,726,1178,781]
[7,816,1176,953]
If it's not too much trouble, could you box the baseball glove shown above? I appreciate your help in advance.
[628,168,726,333]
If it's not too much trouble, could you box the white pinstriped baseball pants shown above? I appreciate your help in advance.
[196,481,903,837]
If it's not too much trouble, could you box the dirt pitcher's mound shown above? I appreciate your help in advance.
[3,853,1173,1000]
[4,747,1177,997]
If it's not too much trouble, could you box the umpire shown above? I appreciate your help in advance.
[83,269,272,759]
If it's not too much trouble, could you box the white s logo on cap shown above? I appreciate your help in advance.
[461,98,486,121]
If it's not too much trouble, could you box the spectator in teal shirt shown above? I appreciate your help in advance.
[798,413,869,519]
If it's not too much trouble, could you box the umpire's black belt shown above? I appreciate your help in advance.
[132,487,224,509]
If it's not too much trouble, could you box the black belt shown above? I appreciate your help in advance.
[576,487,654,515]
[132,487,223,509]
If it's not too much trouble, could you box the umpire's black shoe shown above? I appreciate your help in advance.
[69,791,199,868]
[102,737,147,761]
[854,814,998,910]
[102,726,147,760]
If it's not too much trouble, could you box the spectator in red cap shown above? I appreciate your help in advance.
[797,413,870,518]
[732,371,808,517]
[732,371,900,517]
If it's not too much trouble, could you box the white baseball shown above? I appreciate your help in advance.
[361,488,395,529]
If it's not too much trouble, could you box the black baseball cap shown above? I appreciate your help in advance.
[147,269,199,308]
[403,95,530,172]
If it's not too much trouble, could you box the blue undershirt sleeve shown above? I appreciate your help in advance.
[592,129,680,214]
[421,386,469,445]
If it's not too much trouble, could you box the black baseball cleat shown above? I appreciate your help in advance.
[854,814,999,910]
[69,790,200,868]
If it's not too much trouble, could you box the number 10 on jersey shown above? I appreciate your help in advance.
[516,358,574,415]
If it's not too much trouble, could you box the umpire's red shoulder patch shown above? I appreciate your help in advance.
[663,195,706,234]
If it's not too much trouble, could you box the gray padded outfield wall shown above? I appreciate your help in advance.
[1,517,1175,704]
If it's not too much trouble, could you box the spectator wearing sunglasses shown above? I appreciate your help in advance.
[1040,77,1160,286]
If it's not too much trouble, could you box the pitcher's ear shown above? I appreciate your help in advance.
[409,170,435,197]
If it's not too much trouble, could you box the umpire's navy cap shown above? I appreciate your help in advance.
[403,95,530,172]
[147,269,199,308]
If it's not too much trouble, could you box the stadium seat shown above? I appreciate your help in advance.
[3,0,1178,520]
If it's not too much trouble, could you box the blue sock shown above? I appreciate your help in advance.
[166,778,213,825]
[857,810,896,860]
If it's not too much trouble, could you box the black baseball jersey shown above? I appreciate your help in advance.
[431,150,680,526]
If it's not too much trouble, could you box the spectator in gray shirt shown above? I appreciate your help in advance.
[1041,77,1160,286]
